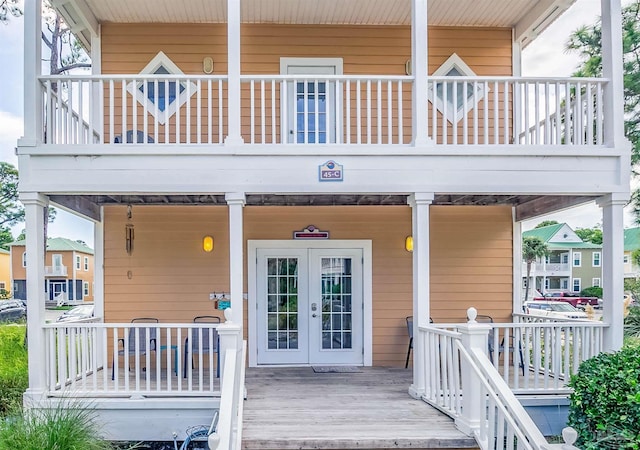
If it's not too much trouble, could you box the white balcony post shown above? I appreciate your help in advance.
[597,193,628,351]
[455,307,492,436]
[20,0,42,147]
[94,207,104,316]
[21,193,48,399]
[411,0,429,146]
[408,192,434,398]
[601,0,625,148]
[226,192,246,326]
[91,30,103,140]
[225,0,244,146]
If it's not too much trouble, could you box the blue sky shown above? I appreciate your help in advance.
[0,0,633,245]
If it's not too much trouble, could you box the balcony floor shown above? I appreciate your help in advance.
[241,367,478,449]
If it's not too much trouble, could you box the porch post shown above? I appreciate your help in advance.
[601,0,625,148]
[411,0,429,146]
[597,193,628,351]
[226,192,246,326]
[225,0,244,146]
[20,0,42,147]
[94,207,105,318]
[20,192,48,399]
[408,192,434,398]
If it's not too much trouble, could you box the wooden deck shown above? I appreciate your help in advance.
[241,367,479,450]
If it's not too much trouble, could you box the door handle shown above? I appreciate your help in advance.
[312,313,317,318]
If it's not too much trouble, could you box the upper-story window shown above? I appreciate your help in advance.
[592,252,601,267]
[573,252,582,267]
[84,256,89,271]
[127,51,198,125]
[429,53,485,123]
[573,278,581,292]
[76,255,81,270]
[624,254,630,264]
[22,252,26,267]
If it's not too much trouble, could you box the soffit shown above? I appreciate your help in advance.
[82,0,544,28]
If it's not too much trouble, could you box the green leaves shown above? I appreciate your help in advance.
[568,344,640,449]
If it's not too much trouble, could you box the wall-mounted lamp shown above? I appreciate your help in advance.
[405,235,413,253]
[405,59,412,76]
[203,235,214,252]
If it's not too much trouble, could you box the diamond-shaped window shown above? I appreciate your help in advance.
[429,53,485,123]
[127,51,197,124]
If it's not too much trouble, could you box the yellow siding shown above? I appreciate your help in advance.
[101,24,512,144]
[0,252,10,295]
[103,204,513,367]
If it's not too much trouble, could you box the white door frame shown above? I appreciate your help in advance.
[248,239,372,367]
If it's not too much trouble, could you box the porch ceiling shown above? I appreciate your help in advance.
[48,194,598,222]
[61,0,576,48]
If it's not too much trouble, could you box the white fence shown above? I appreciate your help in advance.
[43,321,223,396]
[39,75,607,148]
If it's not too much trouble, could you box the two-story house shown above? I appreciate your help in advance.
[9,237,94,305]
[623,226,640,279]
[522,223,603,298]
[17,0,630,447]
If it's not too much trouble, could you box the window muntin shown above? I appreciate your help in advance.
[84,257,89,271]
[592,252,601,267]
[573,278,581,292]
[573,252,582,267]
[75,255,81,270]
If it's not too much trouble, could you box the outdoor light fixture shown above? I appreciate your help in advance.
[405,235,413,253]
[203,235,214,252]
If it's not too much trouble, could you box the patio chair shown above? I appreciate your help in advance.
[111,317,158,380]
[405,316,434,369]
[114,130,154,143]
[476,314,524,375]
[183,315,221,378]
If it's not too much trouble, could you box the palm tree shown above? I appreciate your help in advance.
[522,236,549,303]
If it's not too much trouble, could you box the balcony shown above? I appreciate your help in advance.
[38,74,608,149]
[522,261,571,277]
[45,265,68,277]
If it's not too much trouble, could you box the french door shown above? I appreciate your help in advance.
[256,248,363,365]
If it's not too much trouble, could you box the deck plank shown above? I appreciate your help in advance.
[241,367,478,449]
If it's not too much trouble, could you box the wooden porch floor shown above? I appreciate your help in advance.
[241,367,479,450]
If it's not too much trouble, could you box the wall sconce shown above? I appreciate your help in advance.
[203,56,214,74]
[405,59,412,76]
[405,235,413,253]
[203,235,214,252]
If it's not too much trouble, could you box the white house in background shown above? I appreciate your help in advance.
[17,0,629,448]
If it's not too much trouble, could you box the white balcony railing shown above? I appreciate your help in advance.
[43,321,224,396]
[45,265,68,276]
[39,75,608,149]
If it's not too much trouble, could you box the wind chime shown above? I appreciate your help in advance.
[125,204,134,255]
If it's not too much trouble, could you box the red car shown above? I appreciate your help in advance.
[533,292,600,309]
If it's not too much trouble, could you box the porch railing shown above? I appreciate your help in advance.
[417,308,600,449]
[43,321,223,396]
[38,75,607,148]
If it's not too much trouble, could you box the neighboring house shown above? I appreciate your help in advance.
[9,237,94,305]
[623,227,640,279]
[522,223,603,298]
[0,249,10,297]
[17,0,629,447]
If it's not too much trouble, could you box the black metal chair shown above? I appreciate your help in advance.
[476,314,524,375]
[112,317,158,380]
[405,316,434,368]
[183,315,221,378]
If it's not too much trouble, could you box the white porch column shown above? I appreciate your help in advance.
[601,0,625,147]
[411,0,429,146]
[512,216,523,309]
[20,0,42,147]
[408,192,434,398]
[226,193,246,326]
[94,207,105,318]
[21,193,48,398]
[225,0,244,146]
[597,193,628,351]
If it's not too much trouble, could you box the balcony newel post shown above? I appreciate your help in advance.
[226,192,246,326]
[601,0,625,147]
[225,0,244,146]
[21,0,43,147]
[408,193,434,399]
[411,0,429,146]
[597,193,628,351]
[455,307,491,437]
[20,192,49,401]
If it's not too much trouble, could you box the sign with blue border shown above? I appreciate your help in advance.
[318,160,343,182]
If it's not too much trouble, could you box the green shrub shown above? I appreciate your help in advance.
[580,286,603,298]
[625,307,640,339]
[568,344,640,449]
[0,403,115,450]
[0,325,28,416]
